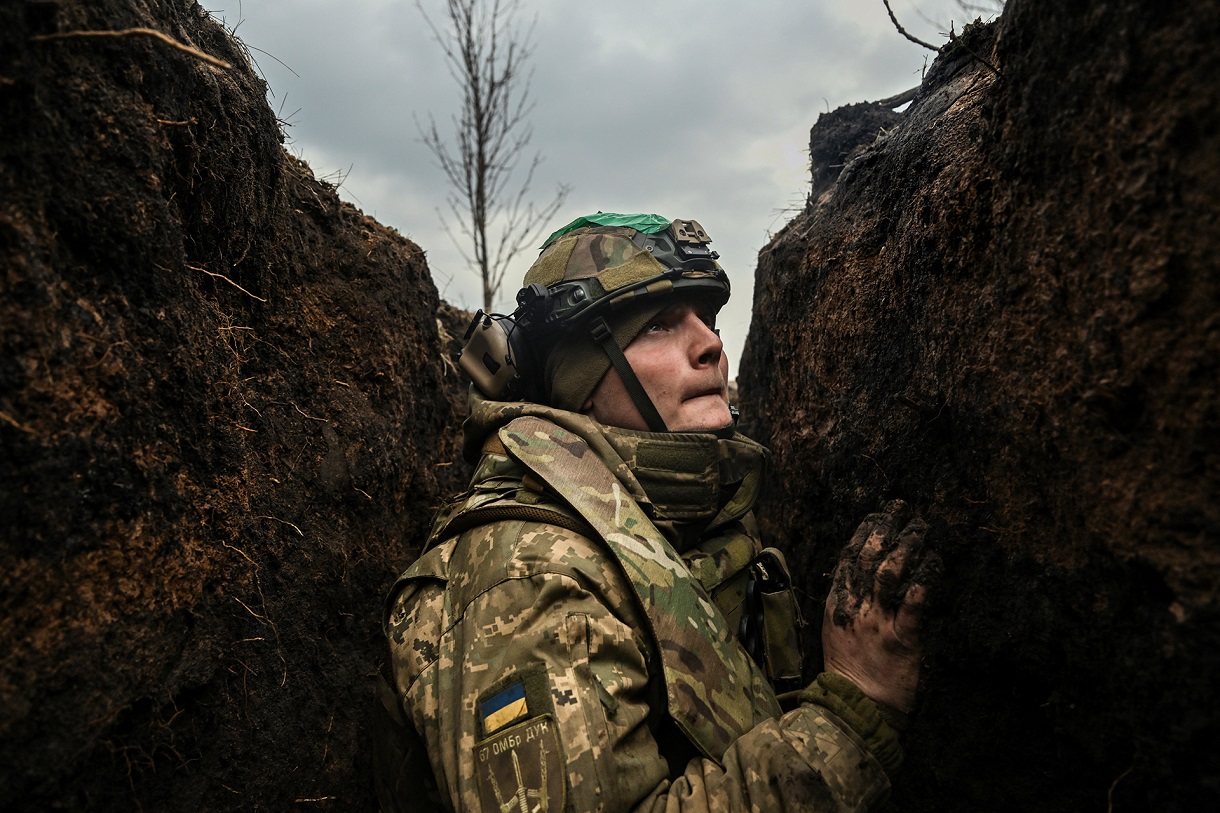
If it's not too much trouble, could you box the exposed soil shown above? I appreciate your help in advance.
[740,1,1219,810]
[0,1,466,809]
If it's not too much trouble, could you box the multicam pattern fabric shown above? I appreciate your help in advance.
[500,415,779,759]
[380,397,894,811]
[523,225,667,289]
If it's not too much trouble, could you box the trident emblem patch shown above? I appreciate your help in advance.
[474,714,564,813]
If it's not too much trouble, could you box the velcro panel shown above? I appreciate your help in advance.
[523,236,578,287]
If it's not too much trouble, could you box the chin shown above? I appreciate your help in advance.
[672,401,733,432]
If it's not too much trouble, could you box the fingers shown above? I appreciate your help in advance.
[876,513,927,611]
[821,502,937,713]
[892,582,927,649]
[827,555,856,628]
[829,499,930,627]
[857,499,913,572]
[854,500,913,603]
[889,546,942,650]
[859,501,914,580]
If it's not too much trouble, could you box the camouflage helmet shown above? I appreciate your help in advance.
[518,213,730,429]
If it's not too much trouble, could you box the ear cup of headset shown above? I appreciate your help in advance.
[457,311,539,401]
[502,319,538,401]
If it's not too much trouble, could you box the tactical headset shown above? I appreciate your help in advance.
[458,219,729,430]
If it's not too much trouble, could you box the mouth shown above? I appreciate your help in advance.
[684,385,727,402]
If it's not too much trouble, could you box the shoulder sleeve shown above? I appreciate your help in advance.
[384,520,894,813]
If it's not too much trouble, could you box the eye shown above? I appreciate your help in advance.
[643,310,680,333]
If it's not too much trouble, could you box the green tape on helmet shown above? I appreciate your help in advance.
[541,212,673,248]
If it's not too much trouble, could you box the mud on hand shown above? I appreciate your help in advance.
[823,499,942,712]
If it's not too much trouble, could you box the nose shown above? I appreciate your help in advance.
[688,312,723,367]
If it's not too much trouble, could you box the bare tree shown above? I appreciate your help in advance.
[416,0,570,311]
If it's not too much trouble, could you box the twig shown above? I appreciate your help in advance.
[1108,765,1133,813]
[948,23,1003,78]
[293,403,326,422]
[222,541,258,568]
[882,0,941,52]
[877,86,920,108]
[187,264,268,302]
[321,712,334,766]
[31,27,232,69]
[233,595,268,622]
[0,409,36,434]
[860,453,892,487]
[255,515,303,536]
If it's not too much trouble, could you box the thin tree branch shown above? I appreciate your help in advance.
[882,0,941,52]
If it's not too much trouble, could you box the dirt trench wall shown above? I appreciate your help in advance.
[0,1,465,809]
[739,1,1219,810]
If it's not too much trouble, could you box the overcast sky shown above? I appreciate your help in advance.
[205,0,1000,378]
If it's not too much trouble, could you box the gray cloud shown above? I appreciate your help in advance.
[208,0,994,377]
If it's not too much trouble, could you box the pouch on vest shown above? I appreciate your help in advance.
[738,547,805,693]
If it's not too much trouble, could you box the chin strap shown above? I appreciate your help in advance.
[590,317,669,432]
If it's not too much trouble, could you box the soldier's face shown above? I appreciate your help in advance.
[583,300,731,431]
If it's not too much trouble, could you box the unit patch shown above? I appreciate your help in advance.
[474,714,564,813]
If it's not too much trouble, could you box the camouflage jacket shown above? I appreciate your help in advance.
[379,397,895,812]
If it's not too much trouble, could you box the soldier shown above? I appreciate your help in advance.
[376,213,936,812]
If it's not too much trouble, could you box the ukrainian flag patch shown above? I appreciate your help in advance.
[481,680,529,734]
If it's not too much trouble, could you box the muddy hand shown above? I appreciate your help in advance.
[822,499,937,713]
